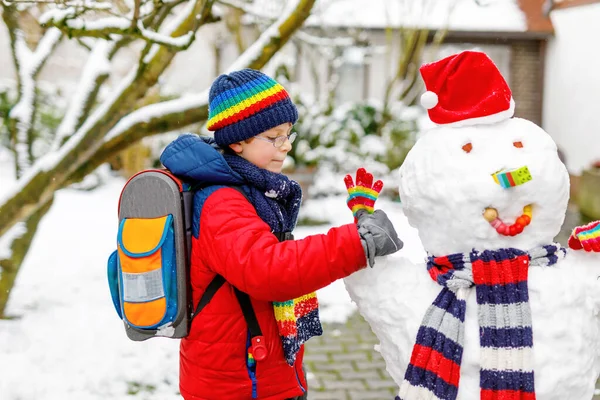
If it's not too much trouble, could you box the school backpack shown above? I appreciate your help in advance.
[106,169,266,357]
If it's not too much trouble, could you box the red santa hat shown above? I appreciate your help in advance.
[419,51,515,127]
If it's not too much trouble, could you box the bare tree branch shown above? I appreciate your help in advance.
[2,2,64,177]
[0,0,219,237]
[69,0,317,183]
[51,0,199,151]
[51,40,113,151]
[131,0,141,29]
[41,7,201,50]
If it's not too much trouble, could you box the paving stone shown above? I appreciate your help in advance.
[348,390,396,400]
[305,311,397,400]
[338,370,381,380]
[307,343,345,353]
[314,362,356,372]
[307,379,325,391]
[321,379,366,390]
[307,369,339,381]
[303,353,330,362]
[365,379,399,390]
[308,390,347,400]
[331,352,369,362]
[354,360,387,370]
[335,334,363,343]
[349,342,377,352]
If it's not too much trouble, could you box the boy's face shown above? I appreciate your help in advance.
[228,123,293,173]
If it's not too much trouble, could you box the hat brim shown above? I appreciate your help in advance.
[214,101,299,147]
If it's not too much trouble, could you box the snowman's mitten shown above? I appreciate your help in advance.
[568,220,600,252]
[356,209,403,267]
[344,168,384,222]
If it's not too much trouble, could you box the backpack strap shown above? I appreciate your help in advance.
[190,186,263,342]
[191,274,226,319]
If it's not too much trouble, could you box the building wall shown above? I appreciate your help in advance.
[294,29,514,106]
[543,2,600,174]
[510,40,545,127]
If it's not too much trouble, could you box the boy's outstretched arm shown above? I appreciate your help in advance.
[199,188,368,302]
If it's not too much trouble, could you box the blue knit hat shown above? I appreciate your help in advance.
[207,69,299,147]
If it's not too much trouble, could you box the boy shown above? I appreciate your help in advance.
[160,69,401,400]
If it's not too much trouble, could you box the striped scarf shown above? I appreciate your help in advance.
[273,293,322,366]
[397,244,566,400]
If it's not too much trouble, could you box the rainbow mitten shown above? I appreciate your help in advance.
[344,168,383,222]
[568,220,600,252]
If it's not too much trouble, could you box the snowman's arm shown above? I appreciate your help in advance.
[568,220,600,252]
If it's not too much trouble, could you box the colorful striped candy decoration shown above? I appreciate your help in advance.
[492,166,532,188]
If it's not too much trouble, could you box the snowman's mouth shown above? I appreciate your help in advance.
[482,204,533,236]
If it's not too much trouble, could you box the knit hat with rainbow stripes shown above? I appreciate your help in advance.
[207,69,298,147]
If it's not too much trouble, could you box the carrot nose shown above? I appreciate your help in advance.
[492,166,532,188]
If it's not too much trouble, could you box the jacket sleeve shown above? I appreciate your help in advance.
[198,188,367,302]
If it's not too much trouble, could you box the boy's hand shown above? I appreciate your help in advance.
[344,168,383,222]
[356,209,403,267]
[568,220,600,252]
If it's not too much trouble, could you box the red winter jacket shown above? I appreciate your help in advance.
[179,188,367,399]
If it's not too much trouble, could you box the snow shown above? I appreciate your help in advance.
[307,0,528,32]
[104,92,209,142]
[64,16,131,31]
[0,147,425,399]
[137,22,194,48]
[39,8,76,25]
[52,40,111,151]
[142,0,198,64]
[543,3,600,174]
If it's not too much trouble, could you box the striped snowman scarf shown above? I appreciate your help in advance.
[397,244,566,400]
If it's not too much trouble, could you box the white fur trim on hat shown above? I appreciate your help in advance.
[440,98,516,128]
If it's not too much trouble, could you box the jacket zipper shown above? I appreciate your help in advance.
[245,330,258,398]
[294,364,306,393]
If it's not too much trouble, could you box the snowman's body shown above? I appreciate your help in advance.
[345,250,600,399]
[344,115,600,399]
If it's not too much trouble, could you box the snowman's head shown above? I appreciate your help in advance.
[398,50,569,255]
[398,118,569,255]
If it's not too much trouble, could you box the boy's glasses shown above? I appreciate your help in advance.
[255,132,297,148]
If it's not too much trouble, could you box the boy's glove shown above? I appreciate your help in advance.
[344,168,383,223]
[568,220,600,252]
[356,209,403,267]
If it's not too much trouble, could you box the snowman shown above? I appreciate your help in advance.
[343,51,600,400]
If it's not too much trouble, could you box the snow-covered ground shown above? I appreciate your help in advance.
[0,149,424,399]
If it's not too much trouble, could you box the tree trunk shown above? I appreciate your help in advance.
[0,198,53,318]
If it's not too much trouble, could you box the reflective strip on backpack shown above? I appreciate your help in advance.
[123,269,164,302]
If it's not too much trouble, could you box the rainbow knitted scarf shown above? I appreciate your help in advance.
[397,244,566,400]
[273,293,322,366]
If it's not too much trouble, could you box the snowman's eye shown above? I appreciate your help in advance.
[462,143,473,153]
[513,141,523,148]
